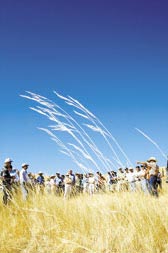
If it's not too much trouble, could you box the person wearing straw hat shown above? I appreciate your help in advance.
[137,157,159,197]
[147,157,159,197]
[0,158,13,205]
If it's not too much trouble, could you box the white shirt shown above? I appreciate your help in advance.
[107,174,112,185]
[126,172,136,182]
[117,171,125,180]
[20,169,29,184]
[147,162,158,176]
[50,178,55,186]
[88,176,95,184]
[137,170,146,179]
[55,177,62,186]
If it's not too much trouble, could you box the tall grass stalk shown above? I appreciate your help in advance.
[0,187,168,253]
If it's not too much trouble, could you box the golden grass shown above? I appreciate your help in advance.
[0,185,168,253]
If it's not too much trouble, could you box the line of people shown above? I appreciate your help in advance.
[0,156,164,204]
[112,156,162,196]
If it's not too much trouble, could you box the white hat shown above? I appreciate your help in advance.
[147,157,157,162]
[22,163,29,168]
[4,158,13,163]
[38,171,43,174]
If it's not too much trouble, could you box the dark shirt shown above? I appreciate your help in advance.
[36,175,45,185]
[1,168,12,186]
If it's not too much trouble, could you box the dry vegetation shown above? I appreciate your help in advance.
[0,184,168,253]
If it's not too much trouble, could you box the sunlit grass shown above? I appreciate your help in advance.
[0,184,168,253]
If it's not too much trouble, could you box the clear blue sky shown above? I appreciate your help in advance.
[0,0,168,174]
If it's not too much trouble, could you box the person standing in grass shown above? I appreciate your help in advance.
[49,175,56,195]
[126,168,136,192]
[88,173,96,195]
[83,174,89,193]
[134,166,142,191]
[20,163,29,200]
[75,173,81,194]
[68,169,75,196]
[124,168,129,191]
[68,170,75,185]
[139,165,149,194]
[137,157,159,197]
[107,172,113,191]
[0,158,13,205]
[36,171,45,194]
[117,168,125,191]
[54,172,63,195]
[64,174,72,199]
[36,171,45,185]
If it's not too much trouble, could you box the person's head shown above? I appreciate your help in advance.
[136,166,140,172]
[129,168,134,173]
[89,173,93,177]
[141,165,146,170]
[38,171,43,176]
[22,163,29,170]
[80,174,83,179]
[68,170,73,175]
[4,158,13,168]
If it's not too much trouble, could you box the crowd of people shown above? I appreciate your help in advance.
[0,156,165,205]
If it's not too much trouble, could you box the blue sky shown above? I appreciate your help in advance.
[0,0,168,174]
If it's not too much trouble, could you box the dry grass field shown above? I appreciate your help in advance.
[0,184,168,253]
